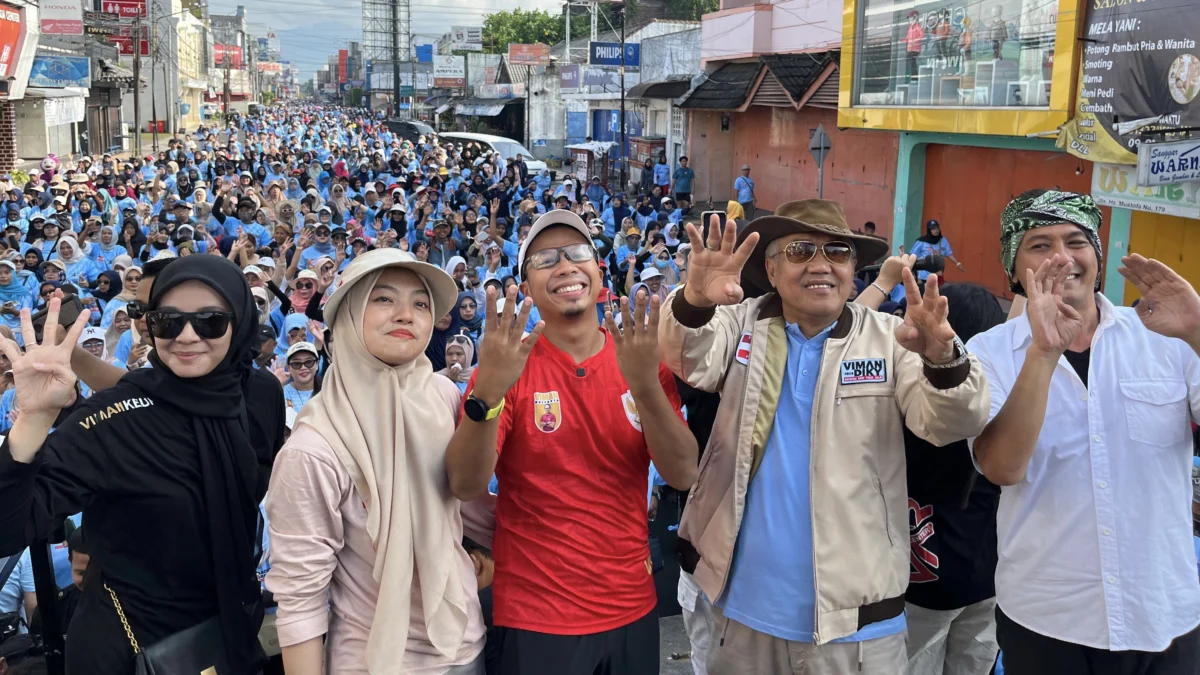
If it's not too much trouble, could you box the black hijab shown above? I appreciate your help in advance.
[121,256,264,673]
[424,310,462,371]
[92,270,123,303]
[917,219,943,245]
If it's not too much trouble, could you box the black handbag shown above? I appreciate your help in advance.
[105,582,231,675]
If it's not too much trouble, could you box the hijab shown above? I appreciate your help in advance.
[0,262,26,303]
[122,255,264,673]
[288,276,318,315]
[424,308,460,372]
[452,291,482,336]
[443,256,466,281]
[917,219,943,245]
[104,304,129,348]
[92,270,123,303]
[438,333,475,384]
[99,225,122,255]
[113,266,140,303]
[293,251,470,672]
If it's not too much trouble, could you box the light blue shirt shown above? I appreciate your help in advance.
[735,175,755,203]
[908,238,953,281]
[283,383,315,412]
[720,322,906,643]
[0,549,35,632]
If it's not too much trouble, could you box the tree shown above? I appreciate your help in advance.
[667,0,719,21]
[482,8,564,54]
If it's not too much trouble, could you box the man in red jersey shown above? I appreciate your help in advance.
[446,209,698,675]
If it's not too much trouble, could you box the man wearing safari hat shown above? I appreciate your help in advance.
[660,200,990,672]
[968,189,1200,672]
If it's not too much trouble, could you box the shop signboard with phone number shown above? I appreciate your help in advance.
[1060,0,1200,164]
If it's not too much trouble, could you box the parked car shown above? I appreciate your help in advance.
[384,118,436,143]
[439,132,548,176]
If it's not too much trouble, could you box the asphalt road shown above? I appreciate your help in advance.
[659,615,696,675]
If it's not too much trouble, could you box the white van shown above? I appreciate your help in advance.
[439,132,548,176]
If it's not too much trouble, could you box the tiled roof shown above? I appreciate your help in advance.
[760,51,839,100]
[678,61,761,110]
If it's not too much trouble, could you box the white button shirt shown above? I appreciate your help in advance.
[968,294,1200,652]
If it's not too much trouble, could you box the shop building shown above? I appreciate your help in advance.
[838,0,1108,299]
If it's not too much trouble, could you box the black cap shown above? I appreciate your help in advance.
[926,219,940,227]
[256,324,276,343]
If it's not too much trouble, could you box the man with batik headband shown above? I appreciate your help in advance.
[969,189,1200,674]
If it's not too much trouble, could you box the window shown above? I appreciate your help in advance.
[854,0,1058,107]
[671,107,684,140]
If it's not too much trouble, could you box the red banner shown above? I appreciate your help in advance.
[214,43,243,69]
[507,43,550,66]
[99,0,144,18]
[111,22,148,56]
[337,49,347,83]
[0,2,22,79]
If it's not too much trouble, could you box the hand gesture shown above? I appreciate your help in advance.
[604,293,663,391]
[876,253,918,291]
[298,230,313,249]
[894,269,958,362]
[334,241,347,263]
[1025,254,1083,355]
[127,342,151,369]
[271,357,289,385]
[0,299,91,419]
[472,285,546,404]
[318,265,336,291]
[490,197,500,213]
[682,215,760,308]
[308,320,325,351]
[1119,253,1200,342]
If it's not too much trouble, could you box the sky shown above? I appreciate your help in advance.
[206,0,563,82]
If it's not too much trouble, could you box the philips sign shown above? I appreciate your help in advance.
[589,41,639,68]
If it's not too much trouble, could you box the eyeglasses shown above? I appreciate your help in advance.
[774,240,855,266]
[460,302,477,310]
[255,298,268,307]
[145,310,233,339]
[288,358,318,370]
[525,243,595,271]
[295,282,314,291]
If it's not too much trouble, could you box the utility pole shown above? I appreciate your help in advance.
[390,0,400,117]
[223,45,232,118]
[618,3,627,192]
[150,1,158,154]
[408,34,414,119]
[133,10,143,157]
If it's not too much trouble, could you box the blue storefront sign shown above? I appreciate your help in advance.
[29,55,91,88]
[589,41,639,68]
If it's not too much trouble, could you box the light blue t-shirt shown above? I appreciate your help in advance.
[1,549,35,632]
[720,322,906,643]
[734,175,755,204]
[908,238,954,281]
[283,383,315,412]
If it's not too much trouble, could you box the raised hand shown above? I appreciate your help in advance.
[604,293,663,392]
[0,298,91,419]
[271,357,289,385]
[471,285,545,405]
[682,214,760,308]
[1025,254,1083,355]
[308,320,326,351]
[876,253,918,290]
[1119,253,1200,342]
[895,269,958,363]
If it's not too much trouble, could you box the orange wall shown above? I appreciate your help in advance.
[921,145,1110,299]
[687,110,737,212]
[731,106,898,239]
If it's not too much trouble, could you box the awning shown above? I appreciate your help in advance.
[566,141,616,155]
[23,86,90,99]
[435,103,453,114]
[626,78,690,100]
[96,58,137,86]
[455,98,522,117]
[679,62,761,110]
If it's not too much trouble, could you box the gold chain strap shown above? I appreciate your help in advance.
[104,582,141,654]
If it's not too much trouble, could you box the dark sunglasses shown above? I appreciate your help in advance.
[255,297,268,306]
[526,243,595,271]
[288,358,318,370]
[145,310,233,339]
[126,300,147,319]
[295,281,315,291]
[775,240,855,266]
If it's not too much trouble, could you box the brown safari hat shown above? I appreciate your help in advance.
[739,199,889,293]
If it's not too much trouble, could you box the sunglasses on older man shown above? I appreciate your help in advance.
[774,240,855,266]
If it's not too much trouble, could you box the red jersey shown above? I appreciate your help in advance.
[465,329,682,634]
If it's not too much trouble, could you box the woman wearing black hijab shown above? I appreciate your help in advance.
[0,255,278,674]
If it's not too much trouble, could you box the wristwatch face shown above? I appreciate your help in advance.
[464,396,487,422]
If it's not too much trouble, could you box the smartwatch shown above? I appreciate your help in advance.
[464,393,504,422]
